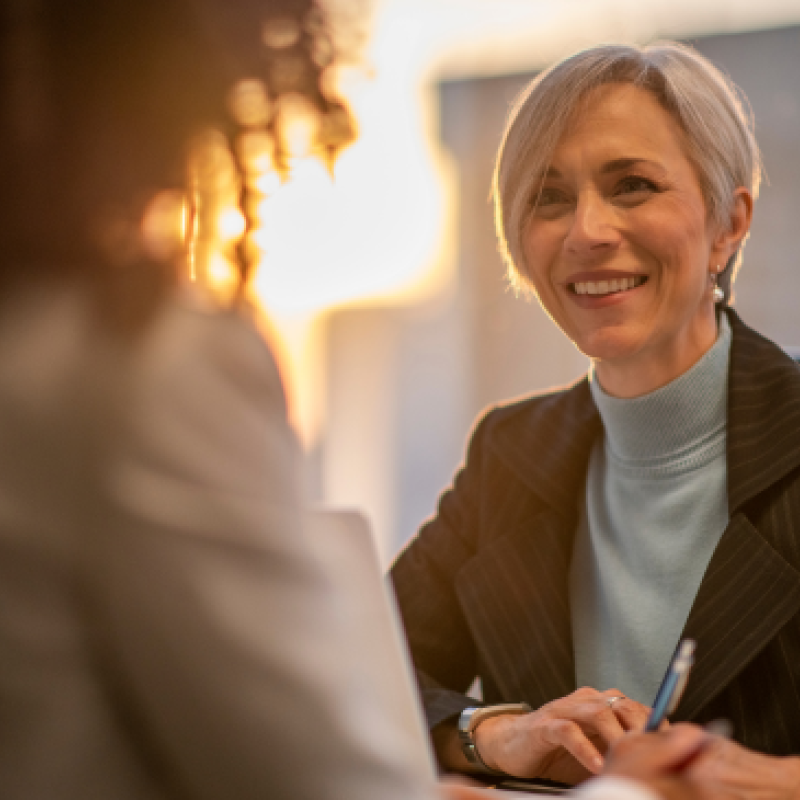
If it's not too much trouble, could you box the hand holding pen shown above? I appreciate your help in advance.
[602,723,726,800]
[645,639,696,733]
[597,639,732,800]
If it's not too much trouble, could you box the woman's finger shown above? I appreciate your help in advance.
[575,701,627,747]
[601,689,651,732]
[540,688,629,748]
[611,700,651,732]
[607,724,710,778]
[541,718,605,774]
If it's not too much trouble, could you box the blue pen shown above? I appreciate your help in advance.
[645,639,696,732]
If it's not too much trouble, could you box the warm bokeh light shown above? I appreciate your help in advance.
[277,94,321,157]
[141,190,185,262]
[262,16,303,50]
[218,208,247,242]
[228,79,271,128]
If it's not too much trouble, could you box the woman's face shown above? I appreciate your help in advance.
[521,83,747,397]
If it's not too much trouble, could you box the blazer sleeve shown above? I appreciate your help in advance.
[391,410,495,730]
[85,295,436,800]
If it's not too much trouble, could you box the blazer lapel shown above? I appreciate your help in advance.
[488,378,602,523]
[456,379,602,708]
[675,309,800,720]
[677,512,800,720]
[725,310,800,511]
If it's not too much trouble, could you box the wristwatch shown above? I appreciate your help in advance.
[457,703,532,775]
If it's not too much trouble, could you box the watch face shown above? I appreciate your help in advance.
[458,707,482,733]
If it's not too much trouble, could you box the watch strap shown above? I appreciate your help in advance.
[457,702,532,775]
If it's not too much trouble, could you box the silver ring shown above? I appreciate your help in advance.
[606,695,625,707]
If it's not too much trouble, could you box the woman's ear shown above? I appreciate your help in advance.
[712,187,753,264]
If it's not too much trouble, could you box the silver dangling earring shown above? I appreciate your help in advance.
[711,265,725,304]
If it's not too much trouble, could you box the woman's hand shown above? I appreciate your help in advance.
[602,723,709,800]
[685,734,800,800]
[474,687,651,784]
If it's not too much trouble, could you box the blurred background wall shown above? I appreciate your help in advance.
[262,2,800,563]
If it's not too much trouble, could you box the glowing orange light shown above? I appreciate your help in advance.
[262,17,302,50]
[140,189,186,262]
[277,94,320,158]
[237,131,275,179]
[228,79,270,128]
[218,207,247,242]
[255,171,283,195]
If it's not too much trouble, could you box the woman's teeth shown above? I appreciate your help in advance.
[571,275,646,296]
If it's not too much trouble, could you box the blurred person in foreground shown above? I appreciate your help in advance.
[0,4,747,799]
[0,1,438,798]
[391,41,800,799]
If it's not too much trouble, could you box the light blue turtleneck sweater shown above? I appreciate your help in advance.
[569,314,732,705]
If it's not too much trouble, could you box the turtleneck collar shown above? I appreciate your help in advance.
[589,314,731,470]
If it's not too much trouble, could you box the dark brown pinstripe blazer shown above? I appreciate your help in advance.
[391,308,800,756]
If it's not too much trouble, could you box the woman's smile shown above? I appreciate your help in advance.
[564,271,649,307]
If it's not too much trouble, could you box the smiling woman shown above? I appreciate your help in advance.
[522,82,752,398]
[391,41,800,800]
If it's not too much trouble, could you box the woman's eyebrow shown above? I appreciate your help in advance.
[600,157,661,174]
[543,157,664,180]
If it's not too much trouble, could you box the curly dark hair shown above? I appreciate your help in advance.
[0,0,356,321]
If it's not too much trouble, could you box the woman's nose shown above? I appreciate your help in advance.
[564,193,620,257]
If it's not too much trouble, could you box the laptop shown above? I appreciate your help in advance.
[307,509,560,798]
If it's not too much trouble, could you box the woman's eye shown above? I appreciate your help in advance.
[534,187,570,210]
[616,175,658,196]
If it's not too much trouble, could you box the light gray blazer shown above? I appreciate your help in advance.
[0,285,433,800]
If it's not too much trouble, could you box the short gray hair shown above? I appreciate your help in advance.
[493,41,762,304]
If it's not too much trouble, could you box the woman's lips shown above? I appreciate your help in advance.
[568,274,647,296]
[564,274,649,308]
